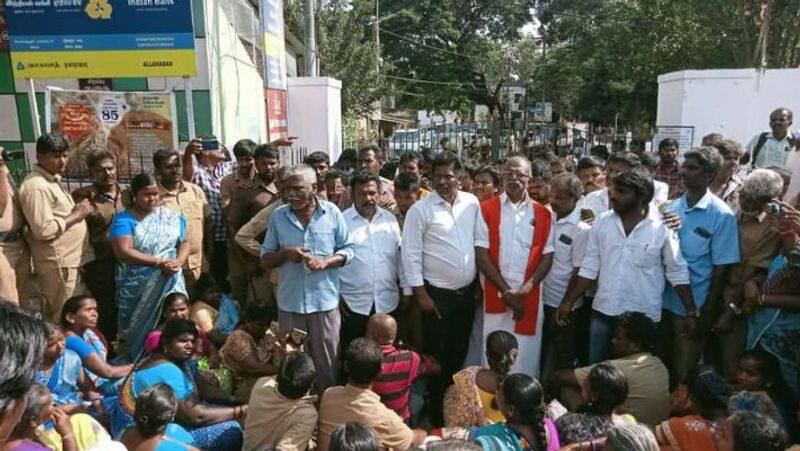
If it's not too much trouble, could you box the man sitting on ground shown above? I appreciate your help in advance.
[366,313,439,424]
[318,338,427,451]
[243,352,318,451]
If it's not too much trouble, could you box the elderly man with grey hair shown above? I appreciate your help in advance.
[475,154,554,378]
[261,163,354,391]
[707,168,784,380]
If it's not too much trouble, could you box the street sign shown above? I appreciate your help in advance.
[79,78,113,91]
[652,125,695,155]
[6,0,196,79]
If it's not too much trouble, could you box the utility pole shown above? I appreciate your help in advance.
[374,0,381,75]
[305,0,318,76]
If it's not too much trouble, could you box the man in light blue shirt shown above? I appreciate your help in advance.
[261,163,353,390]
[662,146,740,381]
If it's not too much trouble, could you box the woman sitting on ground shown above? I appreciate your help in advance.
[123,318,246,450]
[190,273,240,348]
[5,382,119,451]
[554,363,634,446]
[121,383,199,451]
[36,323,96,415]
[144,293,231,394]
[61,295,133,395]
[655,365,731,450]
[219,303,278,400]
[468,374,560,451]
[444,331,518,427]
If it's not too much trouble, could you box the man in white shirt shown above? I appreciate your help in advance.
[402,151,480,424]
[745,107,797,169]
[578,152,671,219]
[556,167,697,364]
[475,155,554,378]
[541,172,591,379]
[340,171,407,352]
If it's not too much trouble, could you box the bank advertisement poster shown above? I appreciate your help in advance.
[5,0,196,78]
[46,87,178,180]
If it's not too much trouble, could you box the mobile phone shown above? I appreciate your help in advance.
[201,137,220,152]
[288,328,307,347]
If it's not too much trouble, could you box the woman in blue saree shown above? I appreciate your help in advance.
[61,295,133,395]
[36,323,90,412]
[110,173,190,361]
[122,318,246,450]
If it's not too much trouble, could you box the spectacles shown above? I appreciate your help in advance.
[501,171,530,179]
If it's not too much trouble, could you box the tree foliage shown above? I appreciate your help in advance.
[529,0,800,129]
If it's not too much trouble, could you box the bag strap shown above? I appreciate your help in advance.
[752,132,770,167]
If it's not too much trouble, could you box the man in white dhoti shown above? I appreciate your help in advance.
[474,155,554,378]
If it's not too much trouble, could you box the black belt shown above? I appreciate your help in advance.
[424,280,476,297]
[0,231,22,243]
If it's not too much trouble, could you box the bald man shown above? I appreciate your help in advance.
[367,313,439,423]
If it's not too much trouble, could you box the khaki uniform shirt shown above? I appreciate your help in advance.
[243,377,317,451]
[235,200,284,284]
[158,181,210,272]
[19,166,93,268]
[0,175,24,233]
[220,170,255,213]
[228,175,278,232]
[71,184,125,262]
[318,384,415,451]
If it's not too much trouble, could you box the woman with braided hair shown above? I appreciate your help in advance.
[444,331,518,427]
[469,374,560,451]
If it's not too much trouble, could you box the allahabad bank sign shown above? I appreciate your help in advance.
[5,0,197,79]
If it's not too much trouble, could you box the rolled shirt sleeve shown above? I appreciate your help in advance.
[261,213,280,256]
[474,210,490,249]
[577,224,601,280]
[332,207,354,264]
[662,229,690,286]
[401,204,425,288]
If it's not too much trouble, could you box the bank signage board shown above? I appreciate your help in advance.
[5,0,197,78]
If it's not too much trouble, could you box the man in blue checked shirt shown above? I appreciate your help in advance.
[261,163,354,391]
[661,146,740,382]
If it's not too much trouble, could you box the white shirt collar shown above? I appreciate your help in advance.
[499,191,530,208]
[556,207,582,225]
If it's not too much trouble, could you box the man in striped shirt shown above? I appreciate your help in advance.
[366,313,439,423]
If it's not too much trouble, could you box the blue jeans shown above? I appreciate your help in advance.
[588,310,618,364]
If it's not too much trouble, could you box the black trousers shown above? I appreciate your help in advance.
[422,280,476,426]
[541,304,588,386]
[210,240,230,293]
[82,258,118,343]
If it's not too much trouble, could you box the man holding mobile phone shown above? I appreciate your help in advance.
[183,136,235,292]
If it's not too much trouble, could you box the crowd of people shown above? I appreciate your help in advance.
[0,106,799,451]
